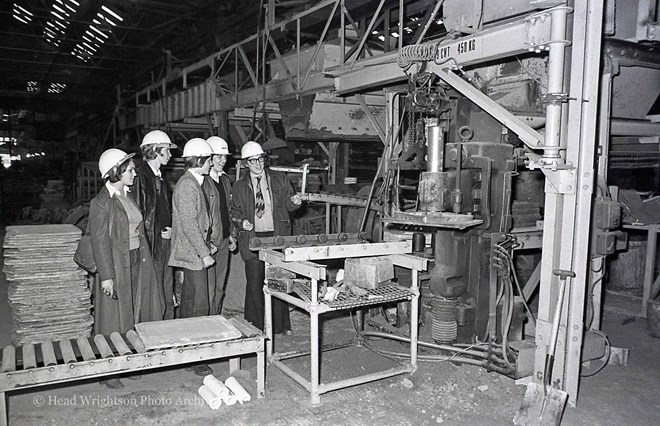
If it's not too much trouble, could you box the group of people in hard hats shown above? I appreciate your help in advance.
[89,131,301,388]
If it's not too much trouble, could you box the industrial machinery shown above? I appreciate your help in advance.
[113,0,659,410]
[369,74,529,376]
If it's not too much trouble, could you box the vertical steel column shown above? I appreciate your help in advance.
[330,142,340,232]
[564,0,604,405]
[535,0,604,408]
[591,70,614,330]
[543,6,571,162]
[534,4,573,401]
[398,0,403,53]
[297,18,301,91]
[340,0,345,68]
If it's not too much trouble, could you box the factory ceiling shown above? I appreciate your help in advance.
[0,0,267,123]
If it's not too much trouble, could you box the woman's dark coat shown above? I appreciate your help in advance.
[89,186,165,335]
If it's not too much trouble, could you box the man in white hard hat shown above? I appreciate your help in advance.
[203,136,236,315]
[133,130,177,319]
[168,138,216,376]
[230,141,302,335]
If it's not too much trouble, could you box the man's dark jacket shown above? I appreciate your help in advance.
[132,162,172,262]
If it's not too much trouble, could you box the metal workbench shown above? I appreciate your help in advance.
[260,242,427,405]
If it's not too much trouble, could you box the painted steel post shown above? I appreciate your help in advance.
[310,278,321,404]
[264,263,274,360]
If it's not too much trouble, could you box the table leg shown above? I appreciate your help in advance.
[1,391,6,426]
[310,302,320,405]
[229,357,240,374]
[410,270,419,370]
[264,285,273,360]
[257,350,265,398]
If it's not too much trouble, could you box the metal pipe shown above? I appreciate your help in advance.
[543,6,572,162]
[319,365,413,394]
[270,359,311,391]
[426,118,444,172]
[274,341,356,360]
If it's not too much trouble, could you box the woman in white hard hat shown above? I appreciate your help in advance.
[133,130,177,319]
[168,138,216,376]
[89,148,165,389]
[230,141,302,335]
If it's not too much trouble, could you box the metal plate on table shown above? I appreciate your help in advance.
[134,316,243,350]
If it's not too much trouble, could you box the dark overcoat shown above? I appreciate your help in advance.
[89,186,165,335]
[132,162,172,262]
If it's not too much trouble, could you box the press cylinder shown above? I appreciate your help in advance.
[412,232,426,253]
[425,118,444,173]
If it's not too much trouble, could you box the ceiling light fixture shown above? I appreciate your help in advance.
[12,3,33,24]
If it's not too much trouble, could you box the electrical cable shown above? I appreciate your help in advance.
[358,332,515,374]
[580,329,611,377]
[360,331,491,359]
[351,313,515,374]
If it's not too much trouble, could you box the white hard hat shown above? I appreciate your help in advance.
[206,136,230,155]
[182,138,213,157]
[98,148,135,178]
[140,130,177,148]
[241,141,265,159]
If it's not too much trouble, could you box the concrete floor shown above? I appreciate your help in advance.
[1,228,659,425]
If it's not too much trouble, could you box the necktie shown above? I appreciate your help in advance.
[255,176,265,218]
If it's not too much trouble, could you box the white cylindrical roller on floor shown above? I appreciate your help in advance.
[225,376,251,403]
[203,374,230,398]
[198,385,222,410]
[221,393,238,406]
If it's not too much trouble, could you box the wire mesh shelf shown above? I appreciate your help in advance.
[292,282,414,310]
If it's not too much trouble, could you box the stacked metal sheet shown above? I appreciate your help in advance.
[3,224,93,345]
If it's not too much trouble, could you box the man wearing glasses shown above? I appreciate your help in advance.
[230,141,302,335]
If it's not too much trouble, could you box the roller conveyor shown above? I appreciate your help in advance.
[0,317,265,425]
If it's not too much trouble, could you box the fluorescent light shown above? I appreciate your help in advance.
[101,5,123,22]
[51,10,65,20]
[97,13,117,27]
[90,25,108,38]
[82,42,97,51]
[15,4,32,16]
[53,4,67,15]
[13,15,29,24]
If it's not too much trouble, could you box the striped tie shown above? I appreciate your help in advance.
[255,176,265,218]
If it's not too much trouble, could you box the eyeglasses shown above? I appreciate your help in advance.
[246,157,265,165]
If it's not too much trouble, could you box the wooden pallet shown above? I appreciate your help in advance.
[0,317,265,425]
